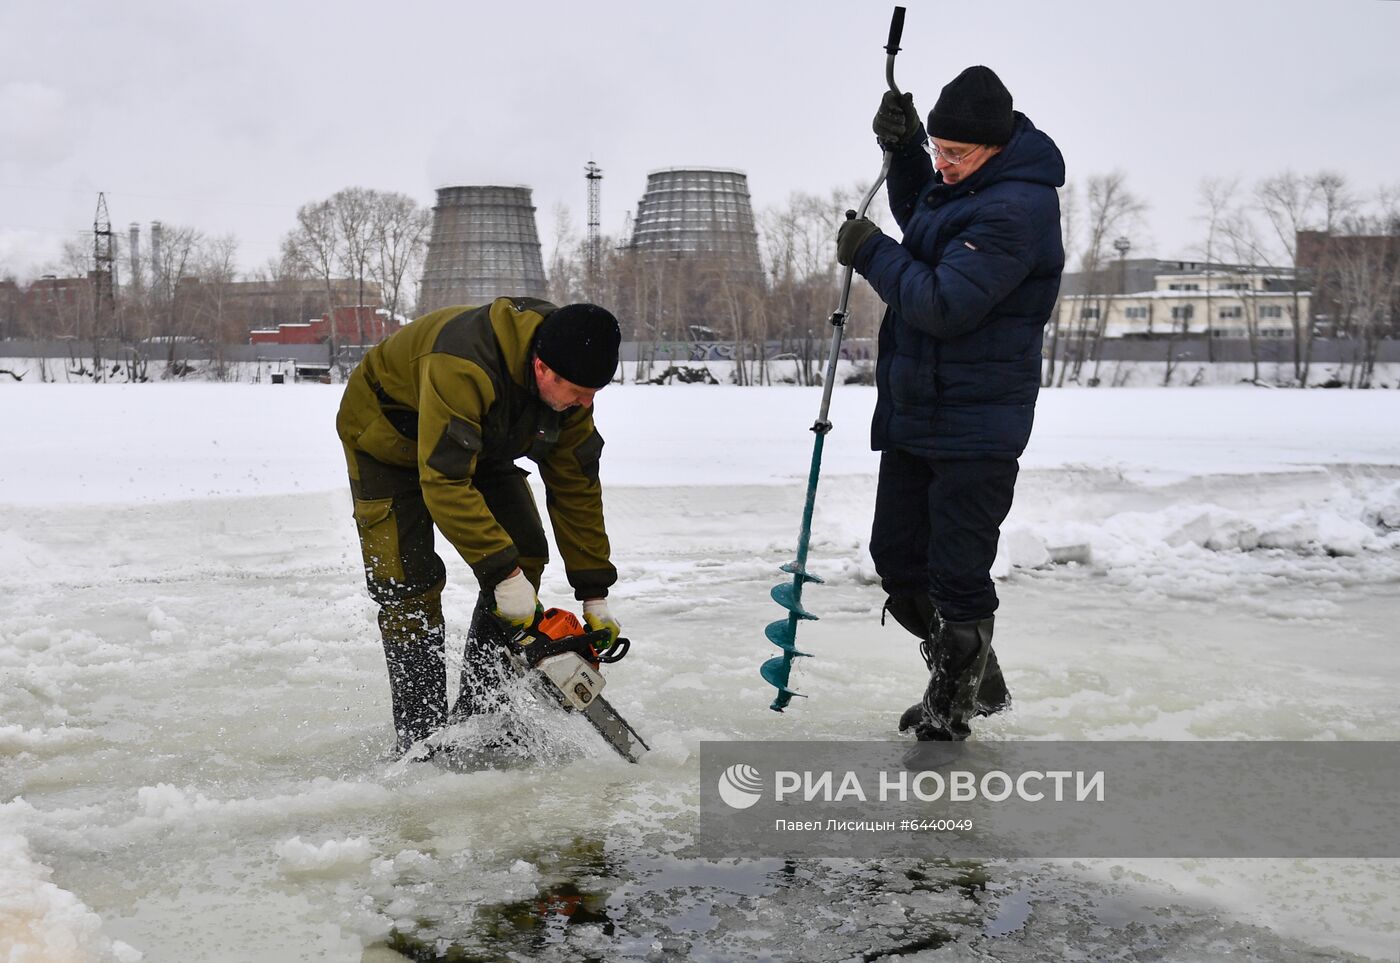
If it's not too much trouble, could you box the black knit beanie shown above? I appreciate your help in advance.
[926,65,1014,146]
[533,303,621,389]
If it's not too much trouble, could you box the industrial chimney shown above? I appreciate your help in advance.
[418,186,548,313]
[149,220,164,290]
[629,167,763,284]
[128,223,142,288]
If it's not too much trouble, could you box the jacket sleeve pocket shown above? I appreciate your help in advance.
[425,417,482,480]
[573,428,604,484]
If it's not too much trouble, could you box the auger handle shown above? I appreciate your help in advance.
[885,7,906,95]
[819,5,907,428]
[885,6,906,54]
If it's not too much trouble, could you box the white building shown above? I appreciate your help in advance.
[1058,268,1311,340]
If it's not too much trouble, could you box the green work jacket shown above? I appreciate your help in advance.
[336,297,614,598]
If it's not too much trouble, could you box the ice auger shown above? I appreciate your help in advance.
[762,6,907,711]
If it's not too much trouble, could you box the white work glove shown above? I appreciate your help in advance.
[493,570,539,629]
[582,598,622,649]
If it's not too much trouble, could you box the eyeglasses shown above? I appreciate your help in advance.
[924,141,985,166]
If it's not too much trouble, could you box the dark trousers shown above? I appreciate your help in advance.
[346,447,553,730]
[870,449,1019,623]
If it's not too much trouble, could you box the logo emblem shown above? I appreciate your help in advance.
[717,763,764,810]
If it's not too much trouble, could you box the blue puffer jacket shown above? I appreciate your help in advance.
[853,112,1065,460]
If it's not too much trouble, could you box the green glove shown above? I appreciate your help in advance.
[872,90,920,148]
[582,598,622,650]
[836,212,882,267]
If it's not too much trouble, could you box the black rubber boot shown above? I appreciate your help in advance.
[379,603,448,758]
[885,595,1010,728]
[906,614,996,741]
[449,593,517,722]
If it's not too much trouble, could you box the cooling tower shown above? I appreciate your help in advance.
[629,168,763,282]
[419,185,548,313]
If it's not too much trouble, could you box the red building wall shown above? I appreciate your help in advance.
[248,306,400,346]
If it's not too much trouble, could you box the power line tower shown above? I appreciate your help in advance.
[93,192,117,342]
[585,160,602,301]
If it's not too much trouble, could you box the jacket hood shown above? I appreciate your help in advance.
[945,111,1065,192]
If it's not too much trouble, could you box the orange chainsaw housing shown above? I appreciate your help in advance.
[537,607,585,641]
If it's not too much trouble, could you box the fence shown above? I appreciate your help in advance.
[5,336,1398,372]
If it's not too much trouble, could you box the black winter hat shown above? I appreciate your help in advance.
[926,65,1014,146]
[533,303,621,389]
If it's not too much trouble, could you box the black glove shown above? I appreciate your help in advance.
[836,212,883,267]
[872,90,920,148]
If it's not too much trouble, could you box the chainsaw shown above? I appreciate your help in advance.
[501,607,650,764]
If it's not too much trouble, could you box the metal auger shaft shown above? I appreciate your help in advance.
[762,5,906,712]
[762,428,827,710]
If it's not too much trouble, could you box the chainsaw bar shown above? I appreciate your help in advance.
[580,692,650,764]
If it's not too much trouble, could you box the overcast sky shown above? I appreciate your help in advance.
[2,0,1397,284]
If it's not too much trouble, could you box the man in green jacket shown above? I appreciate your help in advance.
[336,297,623,756]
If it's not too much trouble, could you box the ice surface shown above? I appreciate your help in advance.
[276,836,376,876]
[1,383,1398,960]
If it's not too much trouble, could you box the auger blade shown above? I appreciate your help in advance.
[779,561,825,584]
[760,653,810,711]
[764,621,811,661]
[764,618,795,649]
[770,582,818,621]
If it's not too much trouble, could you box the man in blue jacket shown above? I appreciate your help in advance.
[836,65,1065,742]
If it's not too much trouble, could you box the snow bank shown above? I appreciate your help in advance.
[0,823,142,962]
[992,490,1400,580]
[4,384,1400,505]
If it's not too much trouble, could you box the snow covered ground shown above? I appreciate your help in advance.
[2,383,1398,961]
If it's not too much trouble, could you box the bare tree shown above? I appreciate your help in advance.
[1195,177,1240,364]
[761,190,834,382]
[370,192,429,324]
[754,184,886,384]
[706,262,769,386]
[57,239,96,342]
[190,234,240,378]
[546,203,584,305]
[1314,172,1356,236]
[1060,172,1146,386]
[282,187,427,364]
[1332,196,1399,388]
[283,199,341,368]
[148,224,202,374]
[1250,170,1355,384]
[1044,182,1079,387]
[1218,204,1272,383]
[333,187,377,346]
